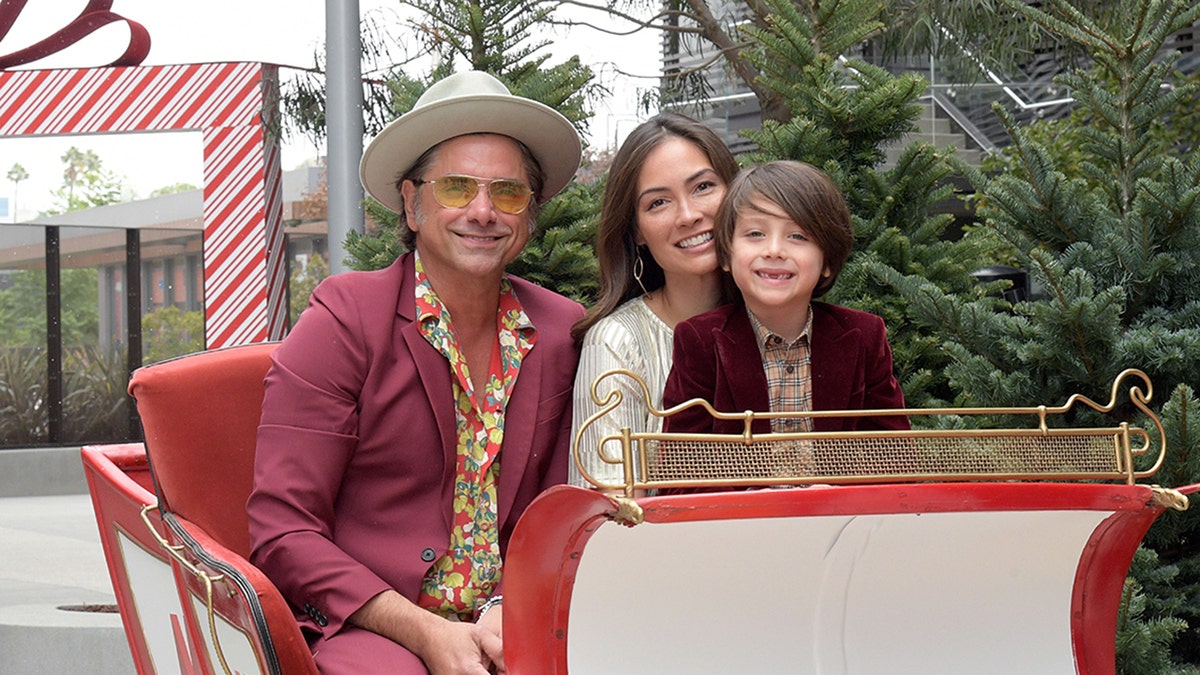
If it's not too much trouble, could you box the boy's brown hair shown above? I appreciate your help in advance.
[714,160,854,299]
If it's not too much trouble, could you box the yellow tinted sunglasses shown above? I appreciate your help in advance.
[412,174,534,215]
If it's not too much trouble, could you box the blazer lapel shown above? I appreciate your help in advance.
[397,254,458,522]
[715,307,771,415]
[810,303,861,414]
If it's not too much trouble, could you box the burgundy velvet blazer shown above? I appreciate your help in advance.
[662,302,909,435]
[247,253,584,641]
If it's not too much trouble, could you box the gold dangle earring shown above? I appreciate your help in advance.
[633,248,649,295]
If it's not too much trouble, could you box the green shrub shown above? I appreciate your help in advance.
[0,347,47,445]
[62,345,133,443]
[142,306,204,364]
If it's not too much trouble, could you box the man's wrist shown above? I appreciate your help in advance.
[477,594,503,620]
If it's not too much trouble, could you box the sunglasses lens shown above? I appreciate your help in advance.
[431,175,477,208]
[488,180,532,214]
[426,176,532,214]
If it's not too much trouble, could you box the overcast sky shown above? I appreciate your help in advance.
[0,1,658,219]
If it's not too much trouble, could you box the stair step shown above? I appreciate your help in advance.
[914,116,953,135]
[882,141,982,169]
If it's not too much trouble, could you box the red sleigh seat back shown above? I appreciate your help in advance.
[128,342,277,558]
[123,342,318,674]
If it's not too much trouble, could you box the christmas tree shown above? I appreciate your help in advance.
[882,0,1200,669]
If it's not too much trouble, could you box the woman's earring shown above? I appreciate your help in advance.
[633,249,649,295]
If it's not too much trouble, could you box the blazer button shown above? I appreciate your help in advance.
[421,547,437,562]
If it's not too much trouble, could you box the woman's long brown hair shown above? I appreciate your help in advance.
[571,113,739,342]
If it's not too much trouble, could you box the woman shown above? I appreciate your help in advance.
[569,113,739,491]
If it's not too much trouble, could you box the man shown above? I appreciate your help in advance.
[247,70,584,674]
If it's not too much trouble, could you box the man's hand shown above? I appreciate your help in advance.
[474,606,504,674]
[349,590,505,674]
[418,617,503,675]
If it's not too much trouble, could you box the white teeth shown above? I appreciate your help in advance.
[677,232,713,249]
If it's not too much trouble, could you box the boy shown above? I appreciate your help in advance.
[662,160,909,439]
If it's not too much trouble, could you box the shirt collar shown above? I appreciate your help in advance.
[748,305,812,352]
[413,250,534,335]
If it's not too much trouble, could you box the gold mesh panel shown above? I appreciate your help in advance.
[572,368,1167,495]
[643,433,1121,483]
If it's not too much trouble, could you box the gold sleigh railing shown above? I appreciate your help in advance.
[573,368,1188,511]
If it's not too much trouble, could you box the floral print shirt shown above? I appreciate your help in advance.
[413,253,536,621]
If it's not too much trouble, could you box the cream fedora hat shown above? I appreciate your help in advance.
[359,70,583,214]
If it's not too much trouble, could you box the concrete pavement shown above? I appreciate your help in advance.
[0,448,134,674]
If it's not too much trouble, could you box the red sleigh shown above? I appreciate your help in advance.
[83,346,1195,674]
[82,343,315,675]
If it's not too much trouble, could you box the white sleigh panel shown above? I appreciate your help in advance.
[505,482,1194,675]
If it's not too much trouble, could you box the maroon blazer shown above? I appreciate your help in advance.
[663,302,909,435]
[247,253,583,641]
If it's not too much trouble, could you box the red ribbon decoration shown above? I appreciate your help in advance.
[0,0,150,69]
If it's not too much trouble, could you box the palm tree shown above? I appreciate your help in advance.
[61,147,99,210]
[6,163,28,222]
